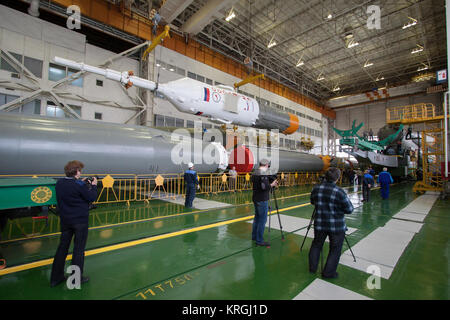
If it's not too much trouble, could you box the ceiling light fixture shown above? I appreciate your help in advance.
[267,34,277,49]
[402,17,417,29]
[317,73,325,81]
[296,53,305,67]
[225,8,236,22]
[333,86,340,91]
[417,63,429,71]
[268,41,277,48]
[364,61,373,67]
[411,44,424,54]
[376,74,384,81]
[327,13,333,19]
[347,39,359,48]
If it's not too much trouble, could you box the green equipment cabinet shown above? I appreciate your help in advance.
[0,178,57,210]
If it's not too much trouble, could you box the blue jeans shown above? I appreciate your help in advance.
[308,230,345,277]
[185,184,196,208]
[252,201,268,244]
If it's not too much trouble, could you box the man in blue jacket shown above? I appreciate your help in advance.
[362,169,375,202]
[184,162,199,208]
[378,167,394,199]
[50,160,97,287]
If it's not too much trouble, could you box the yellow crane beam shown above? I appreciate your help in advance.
[233,74,265,89]
[142,25,171,61]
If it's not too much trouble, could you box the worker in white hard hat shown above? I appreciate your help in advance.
[184,162,199,208]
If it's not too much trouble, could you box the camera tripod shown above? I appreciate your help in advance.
[300,208,356,263]
[268,187,285,242]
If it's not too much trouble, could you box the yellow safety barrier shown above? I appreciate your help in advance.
[386,103,446,124]
[0,171,329,206]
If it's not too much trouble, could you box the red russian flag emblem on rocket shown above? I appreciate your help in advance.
[204,87,210,102]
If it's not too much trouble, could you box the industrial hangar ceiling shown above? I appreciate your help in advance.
[155,0,447,104]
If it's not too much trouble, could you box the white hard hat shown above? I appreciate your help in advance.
[188,162,194,168]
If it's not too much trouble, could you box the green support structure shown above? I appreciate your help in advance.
[0,178,57,210]
[333,120,403,152]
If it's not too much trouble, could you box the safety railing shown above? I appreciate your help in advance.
[386,103,444,124]
[0,171,327,205]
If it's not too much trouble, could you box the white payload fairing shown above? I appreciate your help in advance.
[54,57,300,135]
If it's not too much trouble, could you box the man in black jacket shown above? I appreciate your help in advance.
[251,159,278,247]
[50,160,97,287]
[362,169,375,202]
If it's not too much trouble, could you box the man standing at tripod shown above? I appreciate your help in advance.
[251,159,278,247]
[308,167,354,279]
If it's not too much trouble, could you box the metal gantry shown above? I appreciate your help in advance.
[172,0,446,101]
[386,103,446,192]
[0,41,151,122]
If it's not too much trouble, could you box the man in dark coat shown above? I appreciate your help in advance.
[362,169,375,202]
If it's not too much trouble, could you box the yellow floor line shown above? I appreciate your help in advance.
[0,203,311,276]
[0,190,315,245]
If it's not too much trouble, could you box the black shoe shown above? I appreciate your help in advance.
[256,241,270,247]
[50,276,67,288]
[81,276,89,284]
[322,272,338,279]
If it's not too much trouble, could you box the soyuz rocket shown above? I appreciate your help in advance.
[54,57,300,135]
[0,57,330,176]
[0,112,328,176]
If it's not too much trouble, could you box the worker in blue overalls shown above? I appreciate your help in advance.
[184,162,199,208]
[377,167,394,199]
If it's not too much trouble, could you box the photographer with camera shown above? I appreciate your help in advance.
[50,160,97,287]
[308,167,354,279]
[251,159,278,247]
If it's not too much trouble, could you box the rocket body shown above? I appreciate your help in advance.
[0,113,325,175]
[54,57,300,134]
[0,112,228,175]
[158,79,259,127]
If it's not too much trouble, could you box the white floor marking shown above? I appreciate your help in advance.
[293,279,372,300]
[150,192,232,210]
[340,193,438,279]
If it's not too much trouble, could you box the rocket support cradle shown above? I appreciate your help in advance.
[0,112,327,175]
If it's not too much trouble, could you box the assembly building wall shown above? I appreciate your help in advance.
[335,91,443,135]
[0,4,139,124]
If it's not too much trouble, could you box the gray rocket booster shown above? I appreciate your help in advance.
[0,112,228,175]
[0,112,326,175]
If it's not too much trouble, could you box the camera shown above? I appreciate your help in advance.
[84,176,99,184]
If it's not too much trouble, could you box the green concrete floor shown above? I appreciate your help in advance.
[0,183,448,300]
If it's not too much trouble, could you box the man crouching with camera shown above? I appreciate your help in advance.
[50,160,97,287]
[309,167,353,279]
[251,159,278,247]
